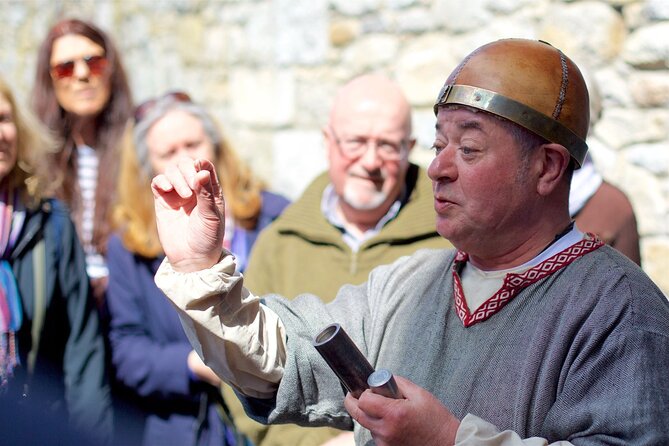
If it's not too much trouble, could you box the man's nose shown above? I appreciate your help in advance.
[358,141,384,169]
[428,146,456,182]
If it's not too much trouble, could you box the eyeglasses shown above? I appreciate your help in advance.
[50,55,108,80]
[330,127,408,161]
[134,91,192,123]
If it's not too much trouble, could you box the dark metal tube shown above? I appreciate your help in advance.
[313,323,375,398]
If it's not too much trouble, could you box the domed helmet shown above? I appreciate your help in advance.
[434,39,590,167]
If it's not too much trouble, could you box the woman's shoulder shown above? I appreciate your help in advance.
[107,233,126,255]
[260,190,291,217]
[31,198,73,228]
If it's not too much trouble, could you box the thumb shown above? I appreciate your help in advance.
[392,375,419,399]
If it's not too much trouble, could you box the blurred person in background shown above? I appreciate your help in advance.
[107,92,288,445]
[569,157,640,264]
[31,17,133,306]
[245,74,451,300]
[0,75,111,442]
[569,71,640,265]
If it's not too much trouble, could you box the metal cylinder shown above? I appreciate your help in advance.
[313,323,375,398]
[367,368,403,399]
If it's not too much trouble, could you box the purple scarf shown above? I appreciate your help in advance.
[0,188,24,388]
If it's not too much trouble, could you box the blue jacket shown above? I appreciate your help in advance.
[6,198,112,441]
[107,191,289,446]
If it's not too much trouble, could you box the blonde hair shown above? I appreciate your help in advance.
[113,98,264,258]
[0,76,59,206]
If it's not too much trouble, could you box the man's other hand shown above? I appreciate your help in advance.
[344,375,460,446]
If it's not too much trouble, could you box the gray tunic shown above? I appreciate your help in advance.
[244,246,669,445]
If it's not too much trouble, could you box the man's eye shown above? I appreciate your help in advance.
[378,142,399,154]
[161,150,177,160]
[344,139,365,148]
[432,145,444,154]
[461,146,475,155]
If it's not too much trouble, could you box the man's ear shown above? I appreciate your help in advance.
[322,125,335,157]
[406,137,417,153]
[537,143,571,196]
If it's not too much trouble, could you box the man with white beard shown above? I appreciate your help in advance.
[232,75,450,446]
[243,74,451,302]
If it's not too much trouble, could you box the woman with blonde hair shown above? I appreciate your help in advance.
[107,92,288,445]
[0,76,111,441]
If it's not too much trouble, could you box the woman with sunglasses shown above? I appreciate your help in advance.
[32,18,133,307]
[0,76,111,442]
[106,93,289,446]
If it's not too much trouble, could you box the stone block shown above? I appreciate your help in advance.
[272,130,328,199]
[433,0,493,33]
[645,0,669,20]
[341,35,399,70]
[331,0,383,16]
[539,1,626,67]
[595,108,668,149]
[622,22,669,69]
[395,34,458,106]
[330,20,360,47]
[641,237,669,297]
[629,71,669,107]
[229,69,296,127]
[275,0,328,66]
[625,142,669,176]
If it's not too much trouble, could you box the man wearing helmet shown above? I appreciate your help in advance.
[152,39,669,445]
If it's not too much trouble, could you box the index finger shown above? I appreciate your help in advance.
[151,173,175,197]
[158,157,198,198]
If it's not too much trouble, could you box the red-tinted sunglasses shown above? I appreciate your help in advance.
[50,55,108,80]
[134,91,192,123]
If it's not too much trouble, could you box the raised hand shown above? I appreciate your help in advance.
[151,158,225,272]
[344,375,460,446]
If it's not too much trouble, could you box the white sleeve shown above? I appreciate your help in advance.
[155,252,286,399]
[455,414,575,446]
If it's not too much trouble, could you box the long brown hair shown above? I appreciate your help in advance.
[31,18,133,255]
[0,76,59,206]
[113,96,264,258]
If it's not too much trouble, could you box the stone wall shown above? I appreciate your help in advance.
[1,0,668,293]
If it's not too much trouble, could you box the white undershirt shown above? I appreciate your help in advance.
[461,227,584,312]
[321,184,403,252]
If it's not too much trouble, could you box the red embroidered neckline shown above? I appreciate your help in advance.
[452,234,604,327]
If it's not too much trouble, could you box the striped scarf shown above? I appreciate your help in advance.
[0,188,24,389]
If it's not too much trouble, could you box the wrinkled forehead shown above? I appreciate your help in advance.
[435,104,502,131]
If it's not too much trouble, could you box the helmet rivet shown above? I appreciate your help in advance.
[474,93,481,102]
